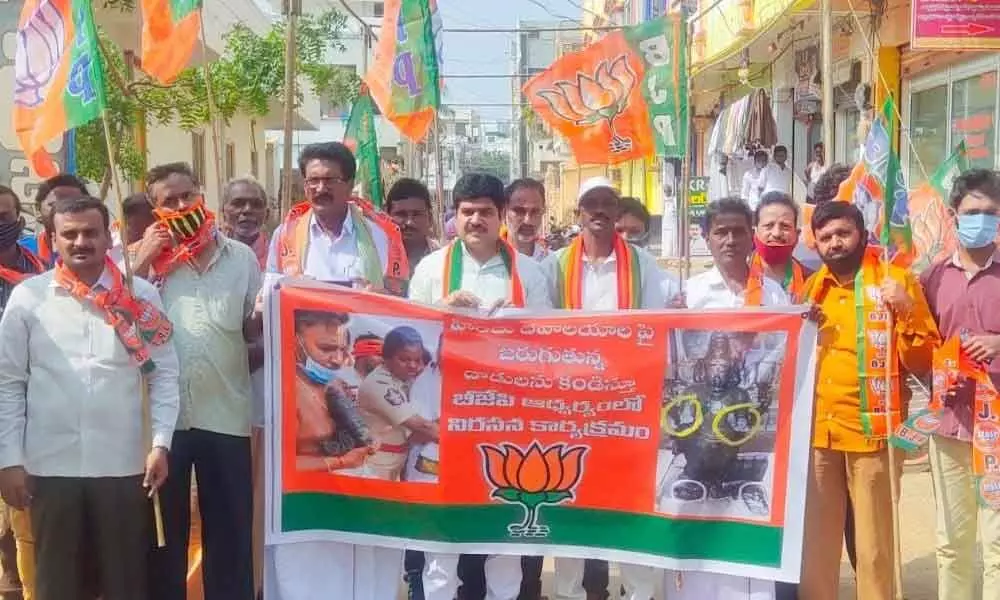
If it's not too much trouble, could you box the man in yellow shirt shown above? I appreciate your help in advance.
[799,201,939,600]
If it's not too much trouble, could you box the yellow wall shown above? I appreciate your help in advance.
[555,164,609,225]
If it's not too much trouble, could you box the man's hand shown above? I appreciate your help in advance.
[880,279,914,315]
[133,224,172,275]
[143,447,169,498]
[486,298,511,317]
[339,445,374,470]
[806,304,826,325]
[443,291,481,309]
[963,335,1000,363]
[0,467,30,510]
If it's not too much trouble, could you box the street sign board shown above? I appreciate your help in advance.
[912,0,1000,50]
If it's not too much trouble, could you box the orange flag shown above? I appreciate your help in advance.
[141,0,202,84]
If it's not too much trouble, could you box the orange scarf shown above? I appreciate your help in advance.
[0,246,46,285]
[555,235,640,309]
[277,199,408,294]
[146,200,217,287]
[442,238,525,307]
[35,230,52,266]
[53,257,173,373]
[804,246,900,438]
[745,255,806,306]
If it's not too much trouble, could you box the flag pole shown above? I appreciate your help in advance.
[280,0,300,218]
[432,114,446,235]
[199,21,225,205]
[882,248,905,599]
[99,111,166,549]
[678,15,693,283]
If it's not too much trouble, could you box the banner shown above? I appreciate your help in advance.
[523,14,688,164]
[265,279,818,582]
[911,0,1000,50]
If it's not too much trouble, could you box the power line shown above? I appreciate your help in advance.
[440,25,625,33]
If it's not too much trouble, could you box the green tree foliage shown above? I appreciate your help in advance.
[76,9,360,183]
[460,150,511,182]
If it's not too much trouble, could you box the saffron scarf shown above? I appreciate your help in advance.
[745,254,806,306]
[277,199,409,293]
[892,337,1000,508]
[555,235,641,310]
[35,230,53,266]
[147,198,217,287]
[53,257,173,373]
[442,238,525,308]
[500,225,548,259]
[0,246,46,285]
[805,246,900,438]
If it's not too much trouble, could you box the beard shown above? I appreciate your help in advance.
[822,239,867,275]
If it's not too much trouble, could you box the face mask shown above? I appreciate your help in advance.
[302,354,338,385]
[753,235,796,266]
[0,219,22,250]
[155,197,208,240]
[624,232,649,247]
[956,214,1000,249]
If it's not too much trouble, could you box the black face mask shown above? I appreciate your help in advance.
[0,219,23,250]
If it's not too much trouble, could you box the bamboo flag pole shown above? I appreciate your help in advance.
[280,0,300,218]
[199,21,225,205]
[99,112,166,548]
[881,249,905,600]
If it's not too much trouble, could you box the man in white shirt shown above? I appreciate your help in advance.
[677,197,788,600]
[540,177,667,600]
[135,163,261,600]
[741,151,769,211]
[503,178,548,261]
[269,145,405,600]
[762,146,792,195]
[409,173,553,600]
[0,195,179,600]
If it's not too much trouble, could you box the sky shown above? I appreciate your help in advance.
[437,0,590,128]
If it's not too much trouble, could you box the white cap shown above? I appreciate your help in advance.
[577,176,617,203]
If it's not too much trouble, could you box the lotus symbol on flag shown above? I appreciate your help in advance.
[536,55,637,154]
[480,442,588,538]
[14,0,66,108]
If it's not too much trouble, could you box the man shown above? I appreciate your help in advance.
[919,169,1000,600]
[268,141,407,293]
[269,143,407,600]
[219,176,270,599]
[222,177,270,270]
[109,193,156,268]
[675,197,789,599]
[27,174,90,264]
[740,150,768,210]
[138,163,261,600]
[762,146,791,195]
[749,192,810,303]
[503,178,547,260]
[797,164,853,273]
[804,142,826,203]
[799,201,938,600]
[386,178,438,270]
[356,326,438,481]
[353,334,384,379]
[540,177,666,600]
[0,195,179,600]
[409,173,552,600]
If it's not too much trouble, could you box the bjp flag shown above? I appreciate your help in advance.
[523,15,688,165]
[140,0,202,84]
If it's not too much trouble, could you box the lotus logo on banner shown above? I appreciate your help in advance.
[480,441,588,538]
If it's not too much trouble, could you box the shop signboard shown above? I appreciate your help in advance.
[911,0,1000,50]
[687,176,711,257]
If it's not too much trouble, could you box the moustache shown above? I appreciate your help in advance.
[312,193,335,204]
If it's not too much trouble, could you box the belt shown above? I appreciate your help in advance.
[415,455,439,475]
[379,442,408,454]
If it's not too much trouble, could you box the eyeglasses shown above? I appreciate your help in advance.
[304,176,349,190]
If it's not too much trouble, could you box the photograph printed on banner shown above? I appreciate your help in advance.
[656,327,787,522]
[291,309,443,484]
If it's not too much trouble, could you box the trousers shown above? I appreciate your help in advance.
[423,553,522,600]
[272,541,403,600]
[552,558,658,600]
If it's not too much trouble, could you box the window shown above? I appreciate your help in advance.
[191,131,206,185]
[373,2,383,17]
[908,85,948,185]
[951,71,997,171]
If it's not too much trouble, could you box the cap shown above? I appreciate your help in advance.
[577,177,617,203]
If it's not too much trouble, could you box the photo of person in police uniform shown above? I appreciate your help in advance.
[356,326,441,481]
[404,334,443,483]
[656,328,786,521]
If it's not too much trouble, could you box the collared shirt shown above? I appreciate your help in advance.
[0,244,44,315]
[685,266,789,309]
[540,245,667,310]
[919,251,1000,442]
[810,264,938,451]
[409,243,553,309]
[0,270,179,477]
[762,163,792,195]
[266,211,389,282]
[741,169,765,209]
[159,236,261,437]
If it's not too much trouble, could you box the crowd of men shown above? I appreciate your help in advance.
[0,138,993,600]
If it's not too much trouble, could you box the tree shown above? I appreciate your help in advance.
[76,8,360,184]
[460,150,511,181]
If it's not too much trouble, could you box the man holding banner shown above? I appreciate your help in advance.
[799,201,938,600]
[408,172,552,600]
[918,169,1000,600]
[269,143,406,600]
[541,177,667,600]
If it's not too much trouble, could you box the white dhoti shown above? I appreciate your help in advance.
[552,557,661,600]
[423,552,522,600]
[664,571,775,599]
[271,541,403,600]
